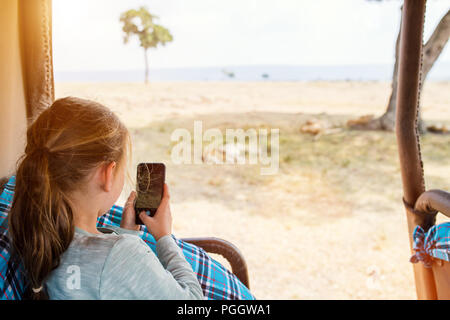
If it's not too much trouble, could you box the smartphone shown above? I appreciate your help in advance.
[135,163,166,225]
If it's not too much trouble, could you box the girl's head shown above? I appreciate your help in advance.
[8,97,130,299]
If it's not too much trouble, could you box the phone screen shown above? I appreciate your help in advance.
[135,163,165,224]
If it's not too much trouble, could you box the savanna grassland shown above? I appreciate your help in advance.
[56,81,450,299]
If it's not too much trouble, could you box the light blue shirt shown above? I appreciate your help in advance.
[45,226,204,300]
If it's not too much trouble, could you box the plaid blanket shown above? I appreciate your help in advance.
[410,224,450,268]
[0,176,254,300]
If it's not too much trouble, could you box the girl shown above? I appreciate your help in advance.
[8,97,204,300]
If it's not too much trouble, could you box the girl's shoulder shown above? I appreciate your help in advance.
[46,229,148,299]
[71,226,143,254]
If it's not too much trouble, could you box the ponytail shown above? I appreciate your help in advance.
[8,97,129,299]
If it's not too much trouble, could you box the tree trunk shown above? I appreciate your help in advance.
[381,8,450,131]
[378,5,403,131]
[422,10,450,79]
[144,48,149,84]
[352,8,450,132]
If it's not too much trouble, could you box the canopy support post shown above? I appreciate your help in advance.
[19,0,54,122]
[396,0,437,300]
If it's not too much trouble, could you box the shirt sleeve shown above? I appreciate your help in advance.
[99,234,204,300]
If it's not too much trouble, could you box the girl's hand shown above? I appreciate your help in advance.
[120,191,140,231]
[139,183,172,241]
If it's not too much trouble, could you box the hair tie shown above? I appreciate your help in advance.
[32,286,43,293]
[28,146,51,157]
[39,147,51,154]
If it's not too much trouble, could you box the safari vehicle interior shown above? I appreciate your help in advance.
[0,0,449,299]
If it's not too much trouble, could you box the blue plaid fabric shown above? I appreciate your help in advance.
[0,176,254,300]
[410,224,450,268]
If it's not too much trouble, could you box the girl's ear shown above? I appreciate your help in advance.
[102,161,117,192]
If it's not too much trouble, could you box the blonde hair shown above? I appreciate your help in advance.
[8,97,130,299]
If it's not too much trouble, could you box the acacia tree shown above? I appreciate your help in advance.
[353,3,450,131]
[120,7,173,83]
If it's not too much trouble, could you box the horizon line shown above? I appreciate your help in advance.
[54,61,450,74]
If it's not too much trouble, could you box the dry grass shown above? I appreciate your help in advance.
[56,81,450,299]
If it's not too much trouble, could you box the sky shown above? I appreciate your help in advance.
[52,0,450,72]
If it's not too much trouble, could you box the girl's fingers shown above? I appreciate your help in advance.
[125,191,136,208]
[139,211,153,224]
[163,184,170,199]
[158,184,170,207]
[120,192,139,231]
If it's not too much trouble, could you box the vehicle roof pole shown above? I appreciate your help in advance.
[396,0,436,300]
